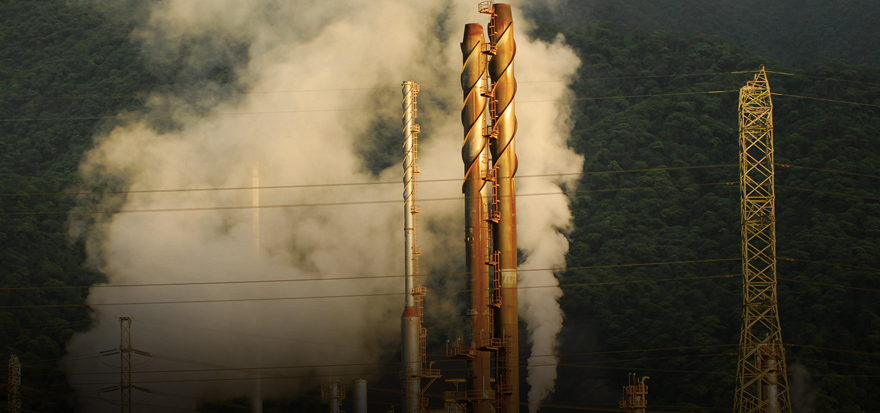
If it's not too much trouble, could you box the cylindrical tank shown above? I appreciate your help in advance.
[353,379,368,413]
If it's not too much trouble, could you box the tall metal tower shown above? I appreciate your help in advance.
[119,317,133,413]
[482,3,519,411]
[460,23,493,413]
[733,67,791,413]
[402,80,440,413]
[7,355,21,413]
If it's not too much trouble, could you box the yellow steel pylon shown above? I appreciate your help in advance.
[733,67,791,413]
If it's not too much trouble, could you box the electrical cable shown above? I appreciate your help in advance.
[0,90,740,122]
[0,71,754,102]
[1,259,738,291]
[776,163,880,181]
[771,92,880,108]
[0,181,736,216]
[786,344,880,358]
[0,272,740,309]
[765,70,880,86]
[0,163,736,198]
[32,344,738,378]
[777,257,880,273]
[54,352,739,386]
[777,184,880,202]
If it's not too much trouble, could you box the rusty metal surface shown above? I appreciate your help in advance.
[461,23,493,413]
[486,4,519,412]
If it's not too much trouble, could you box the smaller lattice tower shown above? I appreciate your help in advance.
[733,67,791,413]
[7,355,21,413]
[119,317,132,413]
[619,374,648,413]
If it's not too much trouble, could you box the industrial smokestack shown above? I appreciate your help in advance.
[461,23,493,413]
[353,379,368,413]
[401,80,422,413]
[485,4,519,412]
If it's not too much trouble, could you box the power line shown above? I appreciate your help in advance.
[777,185,880,202]
[0,90,740,122]
[777,257,880,273]
[0,71,754,102]
[1,258,738,291]
[28,345,738,379]
[57,352,740,386]
[772,92,880,109]
[776,163,880,181]
[0,271,739,309]
[0,181,737,216]
[786,344,880,358]
[765,70,880,86]
[0,164,736,198]
[779,277,880,294]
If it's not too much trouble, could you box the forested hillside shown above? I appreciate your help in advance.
[526,0,880,67]
[0,1,154,410]
[544,22,880,412]
[2,1,879,412]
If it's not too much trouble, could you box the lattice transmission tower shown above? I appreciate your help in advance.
[733,67,791,413]
[119,316,132,413]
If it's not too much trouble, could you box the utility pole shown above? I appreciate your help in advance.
[733,67,791,413]
[7,355,21,413]
[119,317,132,413]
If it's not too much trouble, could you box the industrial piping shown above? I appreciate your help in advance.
[484,3,519,411]
[401,80,422,413]
[461,23,493,413]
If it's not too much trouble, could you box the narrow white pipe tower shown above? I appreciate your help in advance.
[353,379,368,413]
[401,80,422,413]
[253,162,260,257]
[251,162,263,413]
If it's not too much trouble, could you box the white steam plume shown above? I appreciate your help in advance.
[65,1,581,411]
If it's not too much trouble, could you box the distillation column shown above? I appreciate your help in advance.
[461,23,493,413]
[402,80,442,413]
[733,67,791,413]
[483,3,519,411]
[402,80,422,413]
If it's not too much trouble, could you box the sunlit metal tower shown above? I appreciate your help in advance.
[460,23,494,413]
[733,67,791,413]
[482,2,519,411]
[7,355,21,413]
[402,80,441,413]
[119,317,132,413]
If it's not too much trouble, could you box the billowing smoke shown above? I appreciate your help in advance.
[790,363,816,413]
[65,1,581,411]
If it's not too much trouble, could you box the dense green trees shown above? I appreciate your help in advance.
[0,1,153,409]
[548,22,880,411]
[1,0,879,411]
[526,0,880,67]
